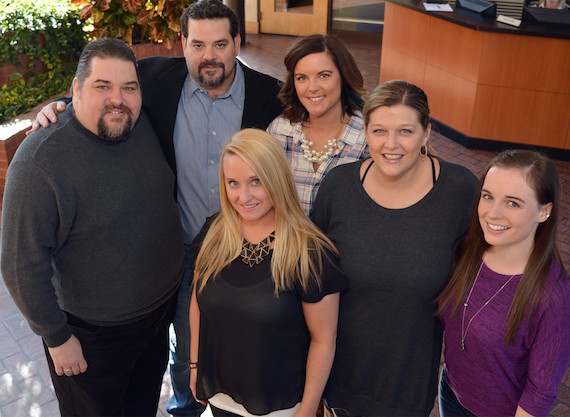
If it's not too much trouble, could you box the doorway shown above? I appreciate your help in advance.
[259,0,329,36]
[331,0,384,33]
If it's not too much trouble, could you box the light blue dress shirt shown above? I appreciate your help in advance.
[173,62,245,243]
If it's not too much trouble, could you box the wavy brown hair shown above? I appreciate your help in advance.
[437,149,567,344]
[279,34,365,124]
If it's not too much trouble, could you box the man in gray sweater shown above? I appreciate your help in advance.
[1,38,184,416]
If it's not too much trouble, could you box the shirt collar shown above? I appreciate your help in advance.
[341,111,364,147]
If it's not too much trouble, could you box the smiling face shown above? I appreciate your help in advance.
[181,17,240,98]
[223,153,275,229]
[293,51,343,120]
[364,104,430,181]
[478,166,552,256]
[72,56,141,141]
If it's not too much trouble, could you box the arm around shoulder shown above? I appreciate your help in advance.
[27,100,69,135]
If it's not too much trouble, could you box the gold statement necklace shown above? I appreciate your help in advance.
[240,232,275,267]
[460,259,517,351]
[301,115,348,164]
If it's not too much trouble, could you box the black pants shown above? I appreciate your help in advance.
[44,296,175,416]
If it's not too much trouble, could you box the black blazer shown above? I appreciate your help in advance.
[138,56,283,173]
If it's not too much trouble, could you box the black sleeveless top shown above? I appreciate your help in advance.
[361,156,437,185]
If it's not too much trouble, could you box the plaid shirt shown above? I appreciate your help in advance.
[268,112,369,216]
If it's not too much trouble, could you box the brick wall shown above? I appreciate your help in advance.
[0,57,46,87]
[132,40,184,59]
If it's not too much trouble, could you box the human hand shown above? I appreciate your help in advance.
[190,367,207,406]
[26,101,67,136]
[47,334,88,377]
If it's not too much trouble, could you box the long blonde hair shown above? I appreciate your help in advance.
[194,128,339,295]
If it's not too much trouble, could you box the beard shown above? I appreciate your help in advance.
[198,60,227,87]
[97,105,133,142]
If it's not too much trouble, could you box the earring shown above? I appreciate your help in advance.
[419,144,428,158]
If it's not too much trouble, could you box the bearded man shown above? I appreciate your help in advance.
[27,2,283,414]
[1,37,184,416]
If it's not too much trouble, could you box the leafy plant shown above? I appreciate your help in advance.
[73,0,194,49]
[0,0,193,123]
[0,0,87,123]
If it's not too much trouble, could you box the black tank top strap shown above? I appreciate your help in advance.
[361,158,435,184]
[361,160,374,184]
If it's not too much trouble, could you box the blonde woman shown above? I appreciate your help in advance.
[189,128,347,417]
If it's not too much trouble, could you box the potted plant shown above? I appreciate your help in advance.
[72,0,195,49]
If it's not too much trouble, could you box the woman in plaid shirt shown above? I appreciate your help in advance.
[267,34,369,216]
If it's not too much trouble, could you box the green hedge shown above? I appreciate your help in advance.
[0,0,88,124]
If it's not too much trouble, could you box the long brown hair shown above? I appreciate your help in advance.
[437,149,567,344]
[279,34,365,123]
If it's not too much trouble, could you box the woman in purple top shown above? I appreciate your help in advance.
[438,149,570,417]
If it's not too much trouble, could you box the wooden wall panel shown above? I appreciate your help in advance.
[380,3,570,149]
[380,47,426,87]
[471,86,570,148]
[478,33,570,94]
[566,121,570,150]
[426,17,483,83]
[424,64,478,134]
[259,0,328,35]
[383,3,431,62]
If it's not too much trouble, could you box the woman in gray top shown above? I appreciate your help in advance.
[313,80,478,416]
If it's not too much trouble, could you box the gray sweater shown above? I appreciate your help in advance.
[313,158,478,416]
[1,106,184,347]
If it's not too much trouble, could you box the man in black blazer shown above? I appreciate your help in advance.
[138,2,282,416]
[31,1,282,416]
[139,56,281,175]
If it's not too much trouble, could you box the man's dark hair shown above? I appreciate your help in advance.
[75,38,138,90]
[180,0,240,39]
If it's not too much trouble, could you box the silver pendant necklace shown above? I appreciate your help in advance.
[460,259,516,351]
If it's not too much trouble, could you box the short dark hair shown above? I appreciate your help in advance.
[180,0,239,39]
[279,34,365,123]
[75,38,138,89]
